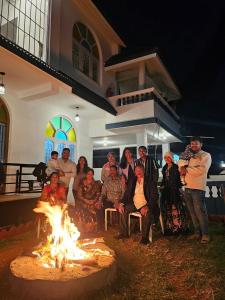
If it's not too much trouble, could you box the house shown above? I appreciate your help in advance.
[0,0,182,184]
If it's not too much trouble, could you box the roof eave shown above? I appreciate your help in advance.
[0,35,117,116]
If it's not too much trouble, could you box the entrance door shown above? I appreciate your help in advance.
[0,99,9,163]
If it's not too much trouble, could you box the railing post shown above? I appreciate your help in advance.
[18,165,22,193]
[15,169,20,193]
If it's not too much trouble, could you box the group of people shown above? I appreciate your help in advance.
[40,135,212,245]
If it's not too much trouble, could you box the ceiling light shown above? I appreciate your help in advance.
[0,72,5,95]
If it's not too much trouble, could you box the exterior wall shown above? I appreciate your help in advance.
[50,0,117,98]
[1,93,92,166]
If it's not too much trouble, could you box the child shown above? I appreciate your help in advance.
[178,145,195,185]
[46,151,60,176]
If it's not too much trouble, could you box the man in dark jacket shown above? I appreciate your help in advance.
[116,164,159,245]
[135,145,160,224]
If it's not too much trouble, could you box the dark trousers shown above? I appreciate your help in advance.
[120,203,153,239]
[184,188,208,235]
[96,207,104,231]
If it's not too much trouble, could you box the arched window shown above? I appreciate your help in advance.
[44,116,76,162]
[0,98,9,163]
[72,22,99,83]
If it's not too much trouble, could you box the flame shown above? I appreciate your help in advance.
[33,201,95,269]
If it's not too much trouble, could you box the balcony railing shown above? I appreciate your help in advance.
[108,87,179,121]
[0,163,42,195]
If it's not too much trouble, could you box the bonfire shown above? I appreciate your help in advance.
[32,201,111,270]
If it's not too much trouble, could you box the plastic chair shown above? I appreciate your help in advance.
[105,208,118,231]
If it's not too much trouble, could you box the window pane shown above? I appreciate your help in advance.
[82,51,89,76]
[55,131,67,141]
[93,148,120,168]
[87,29,95,46]
[92,59,98,82]
[57,143,65,158]
[81,40,91,52]
[44,139,54,163]
[62,118,72,132]
[68,144,75,162]
[45,121,55,138]
[67,128,76,143]
[77,22,87,38]
[73,24,81,42]
[0,0,49,60]
[72,43,79,69]
[51,116,61,130]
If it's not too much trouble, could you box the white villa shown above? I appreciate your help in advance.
[0,0,182,182]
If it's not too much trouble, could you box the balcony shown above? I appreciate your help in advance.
[108,87,179,121]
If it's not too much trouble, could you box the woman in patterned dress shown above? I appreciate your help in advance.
[75,168,102,233]
[160,152,188,235]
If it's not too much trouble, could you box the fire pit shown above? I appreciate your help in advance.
[10,201,116,299]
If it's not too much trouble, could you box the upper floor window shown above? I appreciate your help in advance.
[72,22,99,83]
[0,0,50,60]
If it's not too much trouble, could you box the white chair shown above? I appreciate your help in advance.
[128,211,165,242]
[128,212,142,236]
[105,208,118,231]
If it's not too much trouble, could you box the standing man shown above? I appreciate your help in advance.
[58,148,76,196]
[179,137,212,243]
[136,146,159,224]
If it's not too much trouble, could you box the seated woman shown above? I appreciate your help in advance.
[40,172,66,206]
[75,168,103,233]
[160,152,188,235]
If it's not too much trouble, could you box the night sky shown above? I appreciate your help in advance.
[93,0,225,172]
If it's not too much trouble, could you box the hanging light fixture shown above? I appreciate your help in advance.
[0,72,6,95]
[75,106,80,122]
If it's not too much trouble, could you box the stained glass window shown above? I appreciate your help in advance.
[44,116,76,162]
[45,116,76,142]
[72,22,99,83]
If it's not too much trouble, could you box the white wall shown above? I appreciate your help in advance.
[2,93,93,165]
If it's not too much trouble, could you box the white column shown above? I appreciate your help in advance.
[162,143,170,166]
[138,62,145,90]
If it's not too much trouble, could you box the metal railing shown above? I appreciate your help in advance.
[108,87,180,121]
[0,162,42,194]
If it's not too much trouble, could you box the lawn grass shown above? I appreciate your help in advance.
[92,222,225,300]
[0,223,224,299]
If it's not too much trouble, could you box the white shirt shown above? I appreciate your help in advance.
[185,150,211,191]
[58,159,76,187]
[133,178,147,209]
[46,159,60,176]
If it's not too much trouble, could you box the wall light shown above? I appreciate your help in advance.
[75,106,80,122]
[0,72,6,95]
